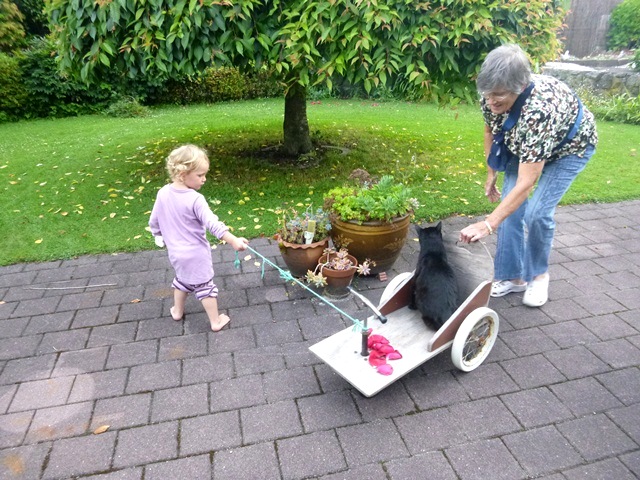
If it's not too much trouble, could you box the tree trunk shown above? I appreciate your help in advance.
[282,83,313,157]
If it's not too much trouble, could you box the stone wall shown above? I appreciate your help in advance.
[543,62,640,97]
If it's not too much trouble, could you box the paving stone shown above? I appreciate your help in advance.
[263,366,321,402]
[72,305,120,328]
[607,287,640,310]
[353,381,417,421]
[53,346,109,376]
[56,290,103,312]
[0,353,56,385]
[403,371,469,410]
[151,383,209,422]
[0,336,42,361]
[337,418,409,466]
[136,317,183,340]
[449,397,521,441]
[0,443,50,479]
[581,314,638,341]
[596,368,640,405]
[544,345,610,379]
[23,311,74,335]
[540,321,599,348]
[26,401,92,442]
[158,333,208,361]
[0,411,33,448]
[538,298,590,322]
[0,384,16,414]
[454,363,519,399]
[557,413,636,461]
[145,454,210,480]
[589,338,640,369]
[112,422,178,469]
[9,376,74,412]
[320,463,388,480]
[562,457,637,480]
[180,411,242,455]
[500,328,559,356]
[608,403,640,443]
[102,286,146,307]
[90,393,152,430]
[126,360,181,394]
[182,352,234,385]
[502,425,582,477]
[88,322,137,348]
[83,468,143,479]
[620,450,640,478]
[42,431,116,478]
[37,328,90,354]
[395,408,466,454]
[119,299,164,323]
[11,296,60,318]
[210,374,266,412]
[298,391,361,432]
[241,400,303,443]
[446,438,526,480]
[68,369,128,402]
[106,339,158,369]
[500,387,573,428]
[0,317,28,338]
[500,354,566,389]
[550,377,623,417]
[234,345,286,376]
[277,430,347,479]
[208,326,256,353]
[385,451,457,480]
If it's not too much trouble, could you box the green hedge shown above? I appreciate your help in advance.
[608,0,640,50]
[0,52,28,122]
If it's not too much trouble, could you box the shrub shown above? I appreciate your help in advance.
[608,0,640,50]
[0,0,26,53]
[19,37,113,118]
[0,52,28,122]
[103,96,150,118]
[579,88,640,125]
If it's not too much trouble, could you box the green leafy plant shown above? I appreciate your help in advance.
[104,96,150,118]
[608,0,640,50]
[276,206,331,245]
[0,52,27,122]
[0,0,26,53]
[579,88,640,125]
[323,171,419,223]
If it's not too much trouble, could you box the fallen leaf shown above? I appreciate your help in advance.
[34,239,43,244]
[130,299,141,303]
[93,425,110,434]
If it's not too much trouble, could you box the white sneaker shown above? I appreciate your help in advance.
[491,280,527,297]
[522,275,549,307]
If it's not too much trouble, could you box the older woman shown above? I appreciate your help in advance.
[459,44,598,307]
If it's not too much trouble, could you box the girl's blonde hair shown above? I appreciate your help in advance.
[166,144,209,181]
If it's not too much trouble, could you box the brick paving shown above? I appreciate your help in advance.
[1,200,639,480]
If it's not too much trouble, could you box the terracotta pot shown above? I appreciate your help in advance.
[330,214,411,274]
[318,253,358,298]
[277,236,330,277]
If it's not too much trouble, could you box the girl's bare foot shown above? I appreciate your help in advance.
[170,306,184,321]
[210,314,231,332]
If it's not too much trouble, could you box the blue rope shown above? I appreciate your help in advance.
[235,247,366,332]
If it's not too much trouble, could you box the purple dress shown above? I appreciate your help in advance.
[149,185,229,285]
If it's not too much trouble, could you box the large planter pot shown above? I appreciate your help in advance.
[318,253,358,298]
[277,236,330,277]
[330,214,411,274]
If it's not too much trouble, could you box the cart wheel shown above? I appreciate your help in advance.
[378,271,414,308]
[451,307,499,372]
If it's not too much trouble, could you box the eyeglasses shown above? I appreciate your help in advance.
[479,91,512,102]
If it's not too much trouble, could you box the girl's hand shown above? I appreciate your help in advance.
[232,237,249,251]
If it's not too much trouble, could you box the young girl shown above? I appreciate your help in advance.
[149,144,249,331]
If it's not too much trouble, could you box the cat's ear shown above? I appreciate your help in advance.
[414,224,422,234]
[435,221,442,233]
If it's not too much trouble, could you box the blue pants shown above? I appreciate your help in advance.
[494,145,596,283]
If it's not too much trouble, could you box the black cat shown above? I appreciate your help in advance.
[409,222,459,330]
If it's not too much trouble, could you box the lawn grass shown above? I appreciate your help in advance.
[1,98,639,266]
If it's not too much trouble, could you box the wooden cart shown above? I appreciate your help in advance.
[309,234,500,397]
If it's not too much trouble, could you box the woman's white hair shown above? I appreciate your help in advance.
[476,44,532,94]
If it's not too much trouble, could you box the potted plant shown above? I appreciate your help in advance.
[323,170,419,274]
[275,206,331,277]
[306,247,374,298]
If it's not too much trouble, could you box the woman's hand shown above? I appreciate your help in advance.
[459,220,493,244]
[485,174,501,203]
